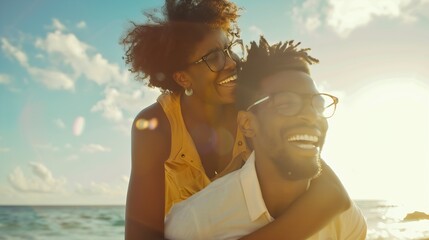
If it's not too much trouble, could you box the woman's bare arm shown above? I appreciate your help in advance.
[239,160,350,240]
[125,103,170,240]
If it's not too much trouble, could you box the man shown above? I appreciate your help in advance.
[164,36,367,240]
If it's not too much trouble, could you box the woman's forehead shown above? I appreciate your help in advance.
[191,30,228,56]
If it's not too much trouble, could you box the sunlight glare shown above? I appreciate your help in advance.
[73,116,85,136]
[324,78,429,210]
[135,118,158,130]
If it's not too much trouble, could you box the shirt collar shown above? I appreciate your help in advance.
[239,151,273,222]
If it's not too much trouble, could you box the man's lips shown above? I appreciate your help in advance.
[286,126,323,152]
[287,134,319,149]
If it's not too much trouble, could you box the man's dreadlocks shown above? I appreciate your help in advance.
[236,36,319,111]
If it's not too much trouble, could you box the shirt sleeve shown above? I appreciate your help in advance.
[165,204,202,240]
[340,202,368,240]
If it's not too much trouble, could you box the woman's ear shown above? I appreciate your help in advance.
[237,111,257,138]
[172,71,191,89]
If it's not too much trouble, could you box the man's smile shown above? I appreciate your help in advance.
[287,134,319,149]
[285,128,323,156]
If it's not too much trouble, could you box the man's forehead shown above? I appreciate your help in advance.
[260,70,317,94]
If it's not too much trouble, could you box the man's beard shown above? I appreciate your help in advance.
[275,153,322,181]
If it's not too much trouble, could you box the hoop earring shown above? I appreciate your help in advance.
[185,88,193,96]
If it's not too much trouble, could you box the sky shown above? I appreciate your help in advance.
[1,0,428,208]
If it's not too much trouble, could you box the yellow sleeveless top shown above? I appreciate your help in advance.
[158,93,250,214]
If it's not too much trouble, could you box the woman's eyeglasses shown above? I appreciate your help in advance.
[189,39,244,72]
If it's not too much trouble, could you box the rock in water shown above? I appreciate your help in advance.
[404,211,429,221]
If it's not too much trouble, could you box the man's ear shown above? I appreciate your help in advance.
[172,71,191,89]
[237,111,258,138]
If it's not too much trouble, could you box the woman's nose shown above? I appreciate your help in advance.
[223,51,237,71]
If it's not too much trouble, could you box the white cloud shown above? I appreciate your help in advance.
[35,29,128,85]
[28,66,75,90]
[54,118,66,128]
[2,18,128,92]
[305,16,322,32]
[1,37,75,90]
[91,87,124,122]
[327,0,411,37]
[30,162,55,182]
[1,18,156,135]
[1,38,29,67]
[291,0,324,33]
[76,21,87,29]
[91,85,160,136]
[292,0,428,38]
[8,163,66,193]
[0,73,11,85]
[81,144,111,153]
[92,86,160,123]
[52,18,66,31]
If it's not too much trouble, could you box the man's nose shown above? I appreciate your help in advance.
[297,104,320,123]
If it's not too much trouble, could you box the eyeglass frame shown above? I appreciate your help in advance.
[188,39,244,72]
[246,92,339,119]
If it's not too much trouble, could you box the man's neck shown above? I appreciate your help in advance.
[254,151,311,218]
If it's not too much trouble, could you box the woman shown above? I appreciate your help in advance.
[122,0,350,239]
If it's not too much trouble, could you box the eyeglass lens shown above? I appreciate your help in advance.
[272,92,337,118]
[205,41,244,72]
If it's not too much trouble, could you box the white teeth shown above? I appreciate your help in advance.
[296,144,315,149]
[218,75,237,85]
[287,134,319,143]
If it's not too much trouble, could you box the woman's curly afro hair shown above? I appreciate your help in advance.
[121,0,240,93]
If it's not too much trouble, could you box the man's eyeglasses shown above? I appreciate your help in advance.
[189,40,244,72]
[246,92,339,118]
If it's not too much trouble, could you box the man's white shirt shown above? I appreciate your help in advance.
[165,152,367,240]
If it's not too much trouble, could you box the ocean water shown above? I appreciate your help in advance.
[357,200,429,240]
[0,200,428,240]
[0,206,125,240]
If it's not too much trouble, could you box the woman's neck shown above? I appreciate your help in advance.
[180,94,239,177]
[181,94,237,127]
